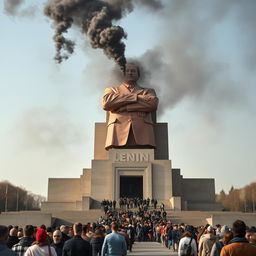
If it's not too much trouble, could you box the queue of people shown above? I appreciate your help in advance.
[100,197,159,213]
[0,199,256,256]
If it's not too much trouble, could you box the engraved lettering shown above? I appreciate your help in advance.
[114,153,150,162]
[127,153,135,161]
[141,153,149,162]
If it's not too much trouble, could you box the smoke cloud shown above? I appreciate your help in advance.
[44,0,164,71]
[136,0,163,10]
[4,0,23,15]
[4,0,37,16]
[82,0,255,118]
[14,107,83,151]
[44,0,134,71]
[126,0,255,115]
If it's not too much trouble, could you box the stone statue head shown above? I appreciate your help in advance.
[124,63,140,83]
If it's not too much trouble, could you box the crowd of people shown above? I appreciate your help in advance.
[100,198,162,213]
[0,198,256,256]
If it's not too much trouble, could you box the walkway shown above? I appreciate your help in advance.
[128,242,178,256]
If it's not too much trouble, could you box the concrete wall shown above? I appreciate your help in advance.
[181,178,215,202]
[41,202,77,211]
[48,178,81,202]
[186,202,221,211]
[94,123,108,160]
[171,169,182,196]
[208,213,256,227]
[81,168,92,196]
[152,160,172,200]
[0,212,52,228]
[90,160,113,201]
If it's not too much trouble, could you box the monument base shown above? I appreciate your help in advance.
[42,147,218,212]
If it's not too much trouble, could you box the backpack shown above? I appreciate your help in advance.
[181,237,193,256]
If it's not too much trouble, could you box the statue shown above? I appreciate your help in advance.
[102,63,159,150]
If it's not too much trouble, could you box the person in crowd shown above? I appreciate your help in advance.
[249,232,256,246]
[0,225,17,256]
[51,230,63,256]
[68,226,74,237]
[60,225,70,243]
[119,227,130,251]
[82,225,91,242]
[127,224,135,251]
[12,225,35,256]
[153,199,157,210]
[101,222,127,256]
[7,227,20,248]
[210,225,230,256]
[17,228,24,239]
[90,228,105,256]
[62,222,92,256]
[245,226,256,243]
[198,225,216,256]
[113,200,117,210]
[220,220,256,256]
[171,225,180,252]
[105,225,112,235]
[178,226,197,256]
[46,227,53,243]
[24,228,57,256]
[166,223,173,249]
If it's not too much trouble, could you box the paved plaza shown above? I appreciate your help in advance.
[129,242,178,256]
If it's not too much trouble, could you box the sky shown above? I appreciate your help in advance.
[1,0,255,197]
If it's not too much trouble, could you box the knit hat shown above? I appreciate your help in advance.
[36,229,48,242]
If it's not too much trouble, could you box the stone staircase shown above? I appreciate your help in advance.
[51,209,104,226]
[49,207,214,227]
[166,210,211,226]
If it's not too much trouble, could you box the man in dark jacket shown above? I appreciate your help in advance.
[12,225,35,256]
[63,222,92,256]
[51,230,64,256]
[7,228,19,249]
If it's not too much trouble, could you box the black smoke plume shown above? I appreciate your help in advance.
[44,0,134,71]
[44,0,164,71]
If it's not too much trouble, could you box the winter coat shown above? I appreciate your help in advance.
[51,241,64,256]
[210,240,224,256]
[198,233,216,256]
[12,237,35,256]
[90,236,104,256]
[7,236,20,249]
[178,236,197,256]
[62,235,92,256]
[24,244,57,256]
[0,241,17,256]
[220,237,256,256]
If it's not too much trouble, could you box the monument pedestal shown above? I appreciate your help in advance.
[42,121,219,212]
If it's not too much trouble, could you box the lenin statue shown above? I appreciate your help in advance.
[102,63,159,150]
